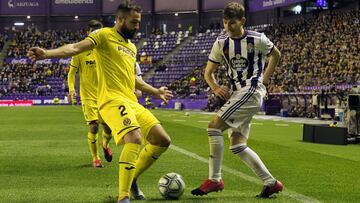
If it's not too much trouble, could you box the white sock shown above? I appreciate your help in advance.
[230,144,276,186]
[207,128,224,182]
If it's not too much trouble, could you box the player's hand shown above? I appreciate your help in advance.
[69,91,76,104]
[157,87,173,104]
[213,86,230,100]
[27,47,47,61]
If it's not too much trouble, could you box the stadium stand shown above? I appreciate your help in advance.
[0,9,359,118]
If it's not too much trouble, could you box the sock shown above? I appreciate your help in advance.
[207,128,224,182]
[230,144,276,186]
[87,132,100,161]
[133,144,168,180]
[102,130,112,148]
[118,143,141,200]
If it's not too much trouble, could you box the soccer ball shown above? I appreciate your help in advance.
[184,112,190,116]
[158,172,185,199]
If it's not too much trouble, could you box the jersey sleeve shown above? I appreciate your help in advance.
[67,56,79,92]
[259,33,274,56]
[208,39,222,64]
[86,28,105,48]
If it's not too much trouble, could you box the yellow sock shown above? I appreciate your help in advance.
[118,143,141,200]
[87,132,100,161]
[134,144,168,180]
[102,130,112,148]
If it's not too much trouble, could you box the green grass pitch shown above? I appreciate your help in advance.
[0,106,359,203]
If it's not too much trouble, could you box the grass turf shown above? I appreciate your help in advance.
[0,106,359,203]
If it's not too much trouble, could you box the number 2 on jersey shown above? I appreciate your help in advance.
[118,105,128,117]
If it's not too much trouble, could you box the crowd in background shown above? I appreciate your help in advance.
[0,9,359,118]
[7,28,86,58]
[0,62,68,97]
[265,10,360,93]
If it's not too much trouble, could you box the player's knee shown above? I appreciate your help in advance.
[155,135,171,147]
[208,120,217,129]
[208,116,228,131]
[102,123,112,135]
[89,121,99,134]
[123,128,142,145]
[147,125,171,147]
[229,131,247,145]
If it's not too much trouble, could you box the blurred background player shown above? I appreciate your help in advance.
[67,20,113,168]
[27,2,173,203]
[134,62,142,98]
[191,2,283,198]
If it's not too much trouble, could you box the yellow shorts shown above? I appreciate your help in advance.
[99,99,160,145]
[81,99,99,124]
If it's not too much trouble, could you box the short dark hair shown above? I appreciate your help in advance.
[88,20,103,32]
[116,0,142,17]
[223,2,245,20]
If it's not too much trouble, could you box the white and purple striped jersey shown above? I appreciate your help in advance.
[209,30,274,90]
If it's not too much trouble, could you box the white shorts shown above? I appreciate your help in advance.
[217,84,266,139]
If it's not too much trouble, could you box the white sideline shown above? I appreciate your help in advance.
[170,144,321,203]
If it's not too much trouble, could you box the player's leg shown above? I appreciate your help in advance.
[191,116,228,196]
[87,120,102,167]
[101,122,113,162]
[99,101,142,202]
[82,101,102,168]
[228,86,283,197]
[229,129,283,198]
[130,105,171,200]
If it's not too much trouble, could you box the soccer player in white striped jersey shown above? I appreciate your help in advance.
[191,2,283,198]
[134,62,142,98]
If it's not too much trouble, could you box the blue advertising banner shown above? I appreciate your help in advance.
[0,0,48,15]
[249,0,308,12]
[51,0,100,15]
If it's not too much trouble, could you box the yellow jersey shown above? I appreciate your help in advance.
[86,27,137,108]
[67,50,98,101]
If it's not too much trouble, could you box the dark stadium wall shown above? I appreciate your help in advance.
[0,16,47,32]
[139,14,153,35]
[247,9,277,26]
[200,11,223,30]
[154,12,199,32]
[155,0,197,12]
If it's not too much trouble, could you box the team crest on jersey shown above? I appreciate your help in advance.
[123,117,132,126]
[247,43,254,54]
[231,54,248,71]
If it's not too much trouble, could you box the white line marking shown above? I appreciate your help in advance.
[170,144,321,203]
[251,122,264,125]
[173,119,186,122]
[163,114,176,117]
[275,124,289,127]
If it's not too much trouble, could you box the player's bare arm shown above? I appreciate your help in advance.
[204,60,230,100]
[27,39,94,61]
[67,66,77,103]
[262,46,281,86]
[135,75,173,103]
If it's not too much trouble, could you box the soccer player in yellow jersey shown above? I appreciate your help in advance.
[67,20,113,168]
[27,2,172,203]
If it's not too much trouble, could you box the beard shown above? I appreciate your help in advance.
[120,24,137,39]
